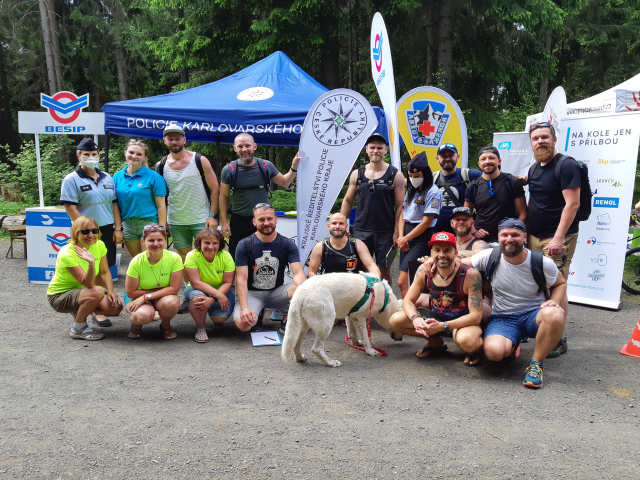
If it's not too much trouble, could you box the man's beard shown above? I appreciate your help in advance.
[434,255,454,269]
[238,155,254,166]
[257,224,274,235]
[369,154,383,163]
[500,242,524,258]
[481,164,497,174]
[170,145,184,154]
[533,146,554,163]
[439,160,456,172]
[330,229,346,238]
[453,225,472,237]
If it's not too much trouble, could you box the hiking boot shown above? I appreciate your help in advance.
[178,296,190,314]
[523,361,544,388]
[70,323,104,341]
[250,309,264,332]
[546,337,568,358]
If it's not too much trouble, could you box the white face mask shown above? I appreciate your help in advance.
[81,157,99,169]
[409,177,424,188]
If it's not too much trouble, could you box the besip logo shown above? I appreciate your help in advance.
[47,233,70,252]
[41,91,89,124]
[372,32,383,72]
[40,215,54,225]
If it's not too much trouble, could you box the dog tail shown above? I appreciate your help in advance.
[282,287,305,361]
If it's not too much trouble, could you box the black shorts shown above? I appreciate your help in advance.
[352,229,396,268]
[399,224,435,272]
[99,223,116,267]
[228,214,257,259]
[417,308,467,337]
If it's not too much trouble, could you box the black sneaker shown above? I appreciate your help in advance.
[279,320,287,335]
[178,296,190,314]
[546,337,568,358]
[250,309,264,332]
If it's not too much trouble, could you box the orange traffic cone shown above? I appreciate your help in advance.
[620,319,640,358]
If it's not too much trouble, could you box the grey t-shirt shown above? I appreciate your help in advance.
[221,159,279,217]
[472,248,558,316]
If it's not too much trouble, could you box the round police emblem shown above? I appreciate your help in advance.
[237,87,274,101]
[311,95,368,146]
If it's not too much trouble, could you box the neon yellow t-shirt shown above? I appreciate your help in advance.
[127,249,183,290]
[47,241,106,295]
[184,249,235,289]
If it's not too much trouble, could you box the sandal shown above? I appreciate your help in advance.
[128,325,142,339]
[160,324,177,340]
[464,352,482,367]
[416,343,447,359]
[194,328,209,343]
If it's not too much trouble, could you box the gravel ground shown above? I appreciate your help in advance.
[1,240,639,479]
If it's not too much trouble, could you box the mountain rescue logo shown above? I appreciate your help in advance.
[41,91,89,124]
[406,100,451,147]
[311,95,368,146]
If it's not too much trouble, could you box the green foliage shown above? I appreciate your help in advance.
[269,190,297,212]
[0,199,33,215]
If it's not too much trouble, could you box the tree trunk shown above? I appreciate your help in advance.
[438,0,453,93]
[0,43,18,153]
[47,0,63,90]
[538,32,552,109]
[38,0,57,93]
[178,8,188,84]
[91,84,101,112]
[112,1,128,100]
[426,0,439,85]
[320,35,340,89]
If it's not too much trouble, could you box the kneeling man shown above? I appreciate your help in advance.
[390,231,483,365]
[471,219,566,388]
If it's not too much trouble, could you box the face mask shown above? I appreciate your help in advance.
[81,157,99,169]
[409,177,424,188]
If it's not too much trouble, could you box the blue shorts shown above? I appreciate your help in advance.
[184,286,235,318]
[122,217,157,242]
[169,223,205,250]
[484,308,541,346]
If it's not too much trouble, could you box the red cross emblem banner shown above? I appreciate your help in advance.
[396,87,468,171]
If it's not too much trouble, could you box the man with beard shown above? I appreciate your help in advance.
[432,143,481,234]
[521,122,581,357]
[341,133,405,284]
[449,207,489,258]
[219,133,300,258]
[389,232,484,366]
[464,146,527,243]
[469,219,566,388]
[233,203,306,334]
[307,213,380,278]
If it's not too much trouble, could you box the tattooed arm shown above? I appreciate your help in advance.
[457,240,489,258]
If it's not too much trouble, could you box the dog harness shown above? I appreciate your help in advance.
[349,273,390,314]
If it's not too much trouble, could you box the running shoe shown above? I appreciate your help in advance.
[523,361,544,388]
[546,337,568,358]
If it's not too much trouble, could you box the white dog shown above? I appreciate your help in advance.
[281,273,403,367]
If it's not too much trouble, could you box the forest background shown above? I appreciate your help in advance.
[1,0,639,212]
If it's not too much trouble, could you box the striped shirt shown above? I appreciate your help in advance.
[163,153,209,225]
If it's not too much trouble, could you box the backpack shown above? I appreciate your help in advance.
[484,246,549,299]
[320,237,358,273]
[226,158,271,197]
[242,233,289,264]
[554,154,592,222]
[356,165,398,190]
[433,168,470,208]
[155,152,211,203]
[426,262,468,295]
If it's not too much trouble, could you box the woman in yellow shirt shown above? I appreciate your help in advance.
[125,224,183,339]
[184,228,236,343]
[47,216,123,340]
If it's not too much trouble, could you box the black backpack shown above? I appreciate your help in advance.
[155,152,211,203]
[484,246,549,299]
[226,158,271,197]
[356,165,398,191]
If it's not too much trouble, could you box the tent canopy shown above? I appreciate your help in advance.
[102,51,328,146]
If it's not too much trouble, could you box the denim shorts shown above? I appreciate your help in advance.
[169,223,206,250]
[122,217,157,242]
[485,308,541,346]
[184,286,236,318]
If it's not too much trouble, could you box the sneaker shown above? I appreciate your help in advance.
[546,337,568,358]
[523,361,544,388]
[279,319,287,335]
[250,310,264,332]
[270,310,285,321]
[178,296,190,314]
[70,323,104,341]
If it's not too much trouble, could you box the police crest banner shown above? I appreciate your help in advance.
[396,86,468,172]
[563,112,640,309]
[370,13,400,169]
[296,89,378,265]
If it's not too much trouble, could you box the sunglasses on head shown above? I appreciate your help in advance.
[143,224,166,233]
[80,228,100,235]
[253,202,275,211]
[529,121,552,131]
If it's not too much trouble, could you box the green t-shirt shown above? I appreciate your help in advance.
[184,249,235,289]
[47,241,106,295]
[127,249,184,290]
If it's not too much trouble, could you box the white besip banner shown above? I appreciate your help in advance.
[370,12,400,169]
[493,132,532,178]
[296,89,378,265]
[564,112,640,309]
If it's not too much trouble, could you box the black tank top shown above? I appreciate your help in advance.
[354,165,396,232]
[424,263,470,316]
[464,237,480,251]
[320,238,363,274]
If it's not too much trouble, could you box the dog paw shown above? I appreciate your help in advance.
[327,360,341,367]
[295,355,307,363]
[365,349,378,357]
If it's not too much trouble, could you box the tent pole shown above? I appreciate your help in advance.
[216,141,220,179]
[35,134,44,207]
[104,132,110,173]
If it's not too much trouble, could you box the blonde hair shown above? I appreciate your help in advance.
[125,139,149,167]
[70,216,100,246]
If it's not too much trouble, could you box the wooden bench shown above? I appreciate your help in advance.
[1,216,27,259]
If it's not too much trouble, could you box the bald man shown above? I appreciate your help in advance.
[219,133,301,257]
[308,213,381,278]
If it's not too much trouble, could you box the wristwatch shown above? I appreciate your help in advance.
[208,213,219,219]
[146,294,153,301]
[442,321,451,334]
[114,227,122,231]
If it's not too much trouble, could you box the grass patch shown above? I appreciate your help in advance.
[0,199,33,216]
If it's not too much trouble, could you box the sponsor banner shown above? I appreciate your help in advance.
[493,132,532,177]
[370,13,400,169]
[26,208,73,284]
[296,89,377,265]
[396,87,468,172]
[19,91,104,134]
[564,113,640,308]
[615,89,640,113]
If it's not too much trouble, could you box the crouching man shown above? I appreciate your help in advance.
[389,232,484,366]
[470,219,566,388]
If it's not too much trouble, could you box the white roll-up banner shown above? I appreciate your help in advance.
[296,89,378,265]
[370,13,400,169]
[493,132,532,178]
[563,113,640,309]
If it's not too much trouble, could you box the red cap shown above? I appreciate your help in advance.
[428,231,457,248]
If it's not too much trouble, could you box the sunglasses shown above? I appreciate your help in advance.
[253,202,275,211]
[558,253,568,269]
[128,139,147,147]
[143,224,166,233]
[80,228,100,235]
[368,179,375,193]
[488,180,494,196]
[529,121,551,131]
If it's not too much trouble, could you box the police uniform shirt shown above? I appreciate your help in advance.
[403,184,442,227]
[60,167,117,227]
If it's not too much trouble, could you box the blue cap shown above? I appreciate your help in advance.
[498,218,526,233]
[437,143,458,155]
